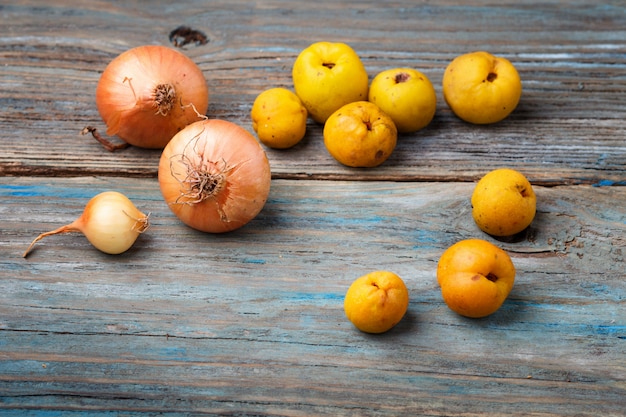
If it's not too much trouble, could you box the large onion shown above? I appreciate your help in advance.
[158,119,271,233]
[96,45,209,149]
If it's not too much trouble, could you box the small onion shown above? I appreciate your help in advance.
[23,191,149,257]
[158,119,271,233]
[96,45,209,149]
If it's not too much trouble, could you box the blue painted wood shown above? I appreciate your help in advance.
[1,1,625,415]
[0,1,625,184]
[0,177,624,415]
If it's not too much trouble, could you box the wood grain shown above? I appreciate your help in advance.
[1,177,624,415]
[1,1,625,184]
[1,1,625,415]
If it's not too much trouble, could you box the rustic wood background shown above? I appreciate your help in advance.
[1,0,625,184]
[1,1,624,416]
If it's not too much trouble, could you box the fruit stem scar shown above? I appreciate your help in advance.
[486,72,497,82]
[323,62,335,69]
[486,273,498,282]
[517,185,529,197]
[395,72,410,83]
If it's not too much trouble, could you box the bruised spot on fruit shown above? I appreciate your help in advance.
[323,62,336,69]
[375,150,384,160]
[471,274,481,281]
[395,72,410,83]
[486,72,497,82]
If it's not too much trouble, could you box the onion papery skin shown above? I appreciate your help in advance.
[22,191,150,258]
[96,45,209,149]
[79,191,149,254]
[158,119,272,233]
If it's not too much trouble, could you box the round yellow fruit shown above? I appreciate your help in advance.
[442,51,522,124]
[323,101,397,168]
[251,87,307,149]
[292,41,369,124]
[437,239,516,318]
[471,168,536,237]
[368,68,437,133]
[344,271,409,334]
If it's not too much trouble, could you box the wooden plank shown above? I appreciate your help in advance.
[1,1,625,415]
[1,177,624,415]
[1,1,625,184]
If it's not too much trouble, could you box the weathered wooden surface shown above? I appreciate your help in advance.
[1,1,625,184]
[0,177,625,416]
[1,0,625,416]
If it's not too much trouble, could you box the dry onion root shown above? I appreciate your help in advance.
[158,119,271,233]
[23,191,149,258]
[95,45,209,149]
